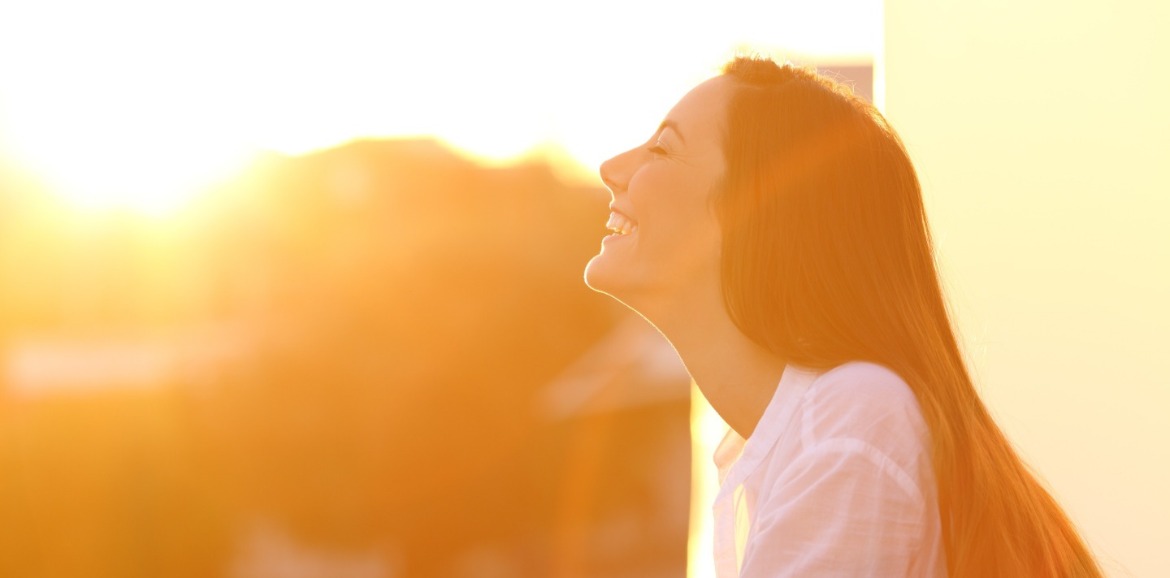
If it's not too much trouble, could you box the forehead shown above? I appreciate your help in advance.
[660,75,734,142]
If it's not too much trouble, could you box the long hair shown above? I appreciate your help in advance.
[714,56,1103,578]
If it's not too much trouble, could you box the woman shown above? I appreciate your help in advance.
[583,56,1103,577]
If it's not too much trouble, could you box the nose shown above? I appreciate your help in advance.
[599,147,638,195]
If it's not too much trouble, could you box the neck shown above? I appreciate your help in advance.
[635,282,787,439]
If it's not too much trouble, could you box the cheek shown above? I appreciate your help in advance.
[633,177,722,273]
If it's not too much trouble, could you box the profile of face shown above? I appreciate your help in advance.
[583,75,734,314]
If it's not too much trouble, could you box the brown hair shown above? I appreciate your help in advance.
[715,56,1102,578]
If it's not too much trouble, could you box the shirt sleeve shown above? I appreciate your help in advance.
[739,438,929,578]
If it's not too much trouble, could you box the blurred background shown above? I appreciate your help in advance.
[0,1,1165,577]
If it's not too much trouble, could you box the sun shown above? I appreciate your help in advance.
[2,98,256,217]
[12,149,255,218]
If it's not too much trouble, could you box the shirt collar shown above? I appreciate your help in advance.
[713,363,820,491]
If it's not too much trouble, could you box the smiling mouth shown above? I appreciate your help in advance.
[605,211,638,237]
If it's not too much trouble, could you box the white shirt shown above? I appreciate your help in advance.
[713,361,947,577]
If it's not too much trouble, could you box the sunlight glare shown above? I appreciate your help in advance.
[6,124,255,217]
[0,0,878,212]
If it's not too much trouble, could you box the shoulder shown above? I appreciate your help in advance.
[811,361,918,405]
[797,361,930,459]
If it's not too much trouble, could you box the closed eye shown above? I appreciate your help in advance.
[648,144,668,156]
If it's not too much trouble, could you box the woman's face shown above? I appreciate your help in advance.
[584,75,733,310]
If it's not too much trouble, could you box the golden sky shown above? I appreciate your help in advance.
[0,0,878,214]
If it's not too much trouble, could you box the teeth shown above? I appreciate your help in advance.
[606,212,637,235]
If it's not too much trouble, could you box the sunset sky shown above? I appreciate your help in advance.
[0,0,878,214]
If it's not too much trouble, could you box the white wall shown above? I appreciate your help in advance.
[884,2,1170,576]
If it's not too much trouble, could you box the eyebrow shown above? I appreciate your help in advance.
[658,119,686,144]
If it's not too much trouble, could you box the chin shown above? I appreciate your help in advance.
[583,252,630,296]
[585,253,651,316]
[583,252,615,294]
